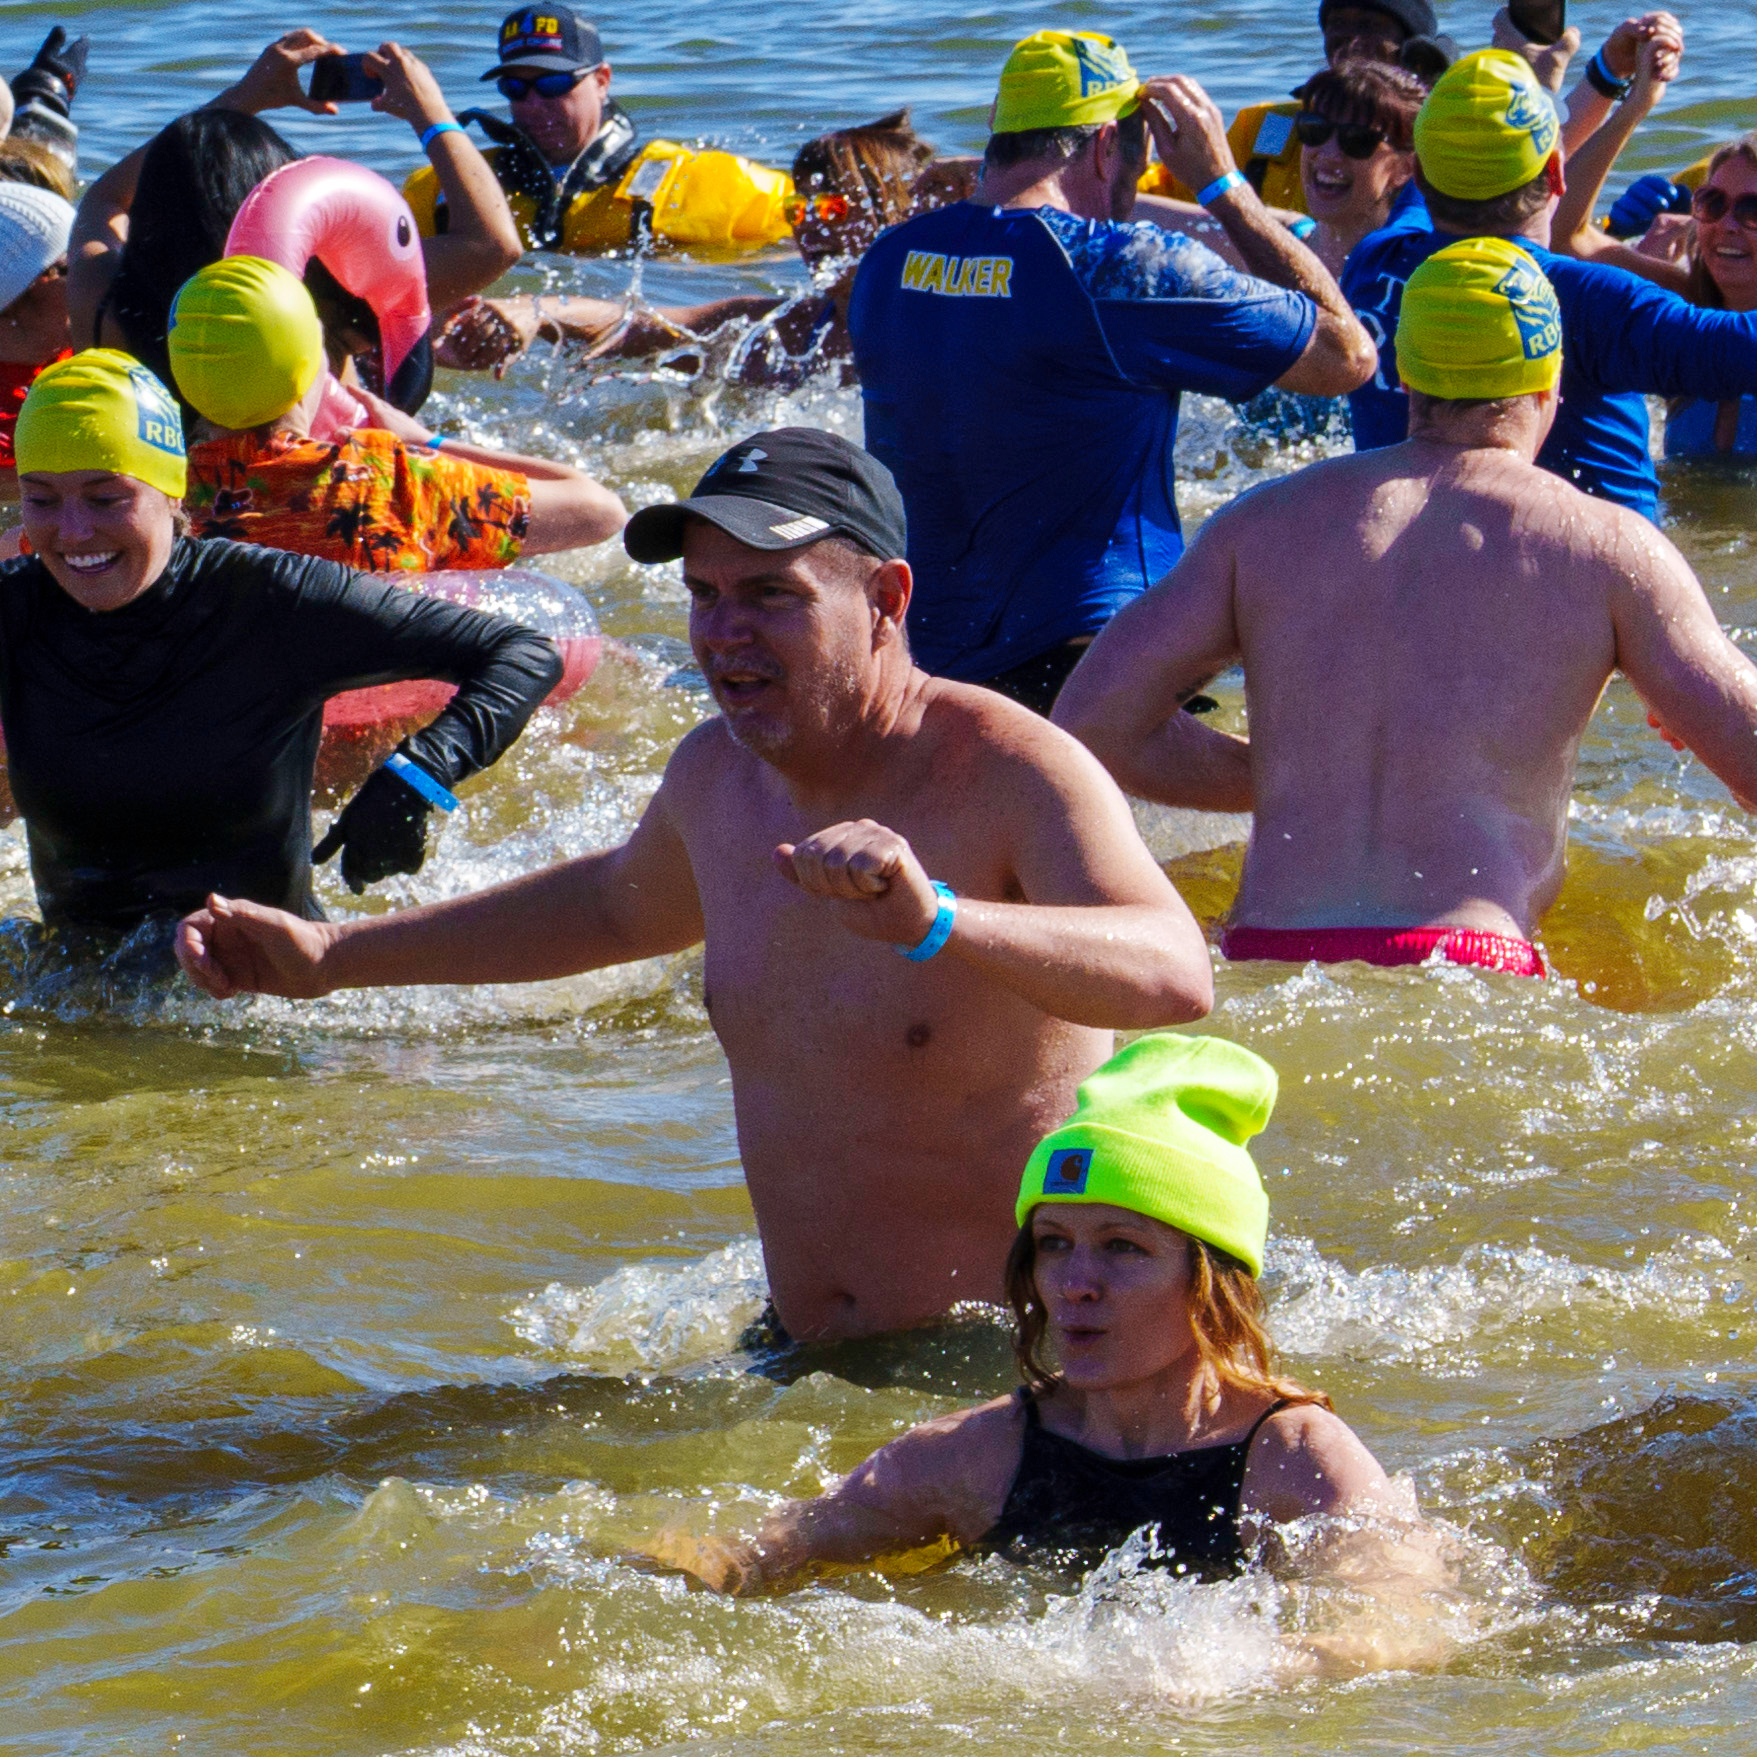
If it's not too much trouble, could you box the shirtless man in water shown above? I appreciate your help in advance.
[1054,238,1757,976]
[176,428,1213,1338]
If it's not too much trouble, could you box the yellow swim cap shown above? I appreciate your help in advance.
[993,30,1142,135]
[1414,48,1560,201]
[1016,1033,1275,1276]
[1397,236,1562,401]
[167,256,325,431]
[15,348,186,498]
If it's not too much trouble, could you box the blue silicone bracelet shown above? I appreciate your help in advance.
[420,119,464,150]
[1290,215,1317,240]
[1197,169,1247,207]
[384,751,460,813]
[896,881,957,962]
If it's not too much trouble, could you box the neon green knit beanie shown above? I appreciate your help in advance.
[1015,1034,1276,1275]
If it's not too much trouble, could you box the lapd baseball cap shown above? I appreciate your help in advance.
[624,428,908,564]
[480,5,603,80]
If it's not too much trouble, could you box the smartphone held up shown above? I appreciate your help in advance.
[308,52,383,104]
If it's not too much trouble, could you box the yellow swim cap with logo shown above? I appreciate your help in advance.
[1414,48,1560,201]
[993,30,1142,134]
[14,348,187,498]
[1397,236,1563,400]
[167,256,326,432]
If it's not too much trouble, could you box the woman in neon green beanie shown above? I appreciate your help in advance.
[649,1033,1419,1596]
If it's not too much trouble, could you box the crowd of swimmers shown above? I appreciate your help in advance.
[3,0,1757,1618]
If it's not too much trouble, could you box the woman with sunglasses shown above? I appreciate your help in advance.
[1547,23,1757,457]
[435,110,963,385]
[1290,60,1424,279]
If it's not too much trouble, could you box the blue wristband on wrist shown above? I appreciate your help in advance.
[895,881,957,962]
[384,751,460,812]
[1290,215,1317,240]
[420,119,464,150]
[1197,169,1247,207]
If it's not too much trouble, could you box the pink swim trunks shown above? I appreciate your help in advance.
[1219,924,1546,978]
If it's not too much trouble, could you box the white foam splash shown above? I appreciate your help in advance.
[1267,1233,1729,1364]
[509,1237,768,1374]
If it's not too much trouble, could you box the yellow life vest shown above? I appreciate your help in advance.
[406,138,794,255]
[1139,101,1310,216]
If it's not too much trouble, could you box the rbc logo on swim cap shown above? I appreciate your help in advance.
[1071,36,1129,96]
[1043,1147,1093,1195]
[127,365,184,457]
[1503,79,1558,159]
[1493,256,1562,361]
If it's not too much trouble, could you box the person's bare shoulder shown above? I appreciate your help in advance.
[656,714,763,807]
[1244,1400,1396,1522]
[845,1392,1024,1541]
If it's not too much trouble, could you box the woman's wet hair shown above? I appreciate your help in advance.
[1003,1218,1329,1408]
[792,108,936,230]
[103,109,297,397]
[985,107,1147,172]
[1295,58,1426,153]
[1681,132,1757,311]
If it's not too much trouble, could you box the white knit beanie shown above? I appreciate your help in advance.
[0,183,74,315]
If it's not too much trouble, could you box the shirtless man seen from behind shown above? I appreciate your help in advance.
[1054,238,1757,977]
[176,428,1214,1340]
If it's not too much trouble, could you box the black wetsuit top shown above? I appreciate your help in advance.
[980,1390,1290,1575]
[0,537,563,931]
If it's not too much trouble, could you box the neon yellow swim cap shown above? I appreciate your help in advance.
[1397,236,1562,401]
[1016,1034,1275,1276]
[993,31,1142,135]
[1414,48,1560,201]
[15,348,187,498]
[167,256,325,431]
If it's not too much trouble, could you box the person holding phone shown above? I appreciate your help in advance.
[68,28,521,385]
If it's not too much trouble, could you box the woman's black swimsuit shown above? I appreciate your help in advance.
[980,1389,1291,1576]
[0,537,562,931]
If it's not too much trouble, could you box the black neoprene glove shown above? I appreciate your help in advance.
[313,763,434,893]
[12,28,89,114]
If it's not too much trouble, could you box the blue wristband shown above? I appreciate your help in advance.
[1197,169,1247,207]
[1290,215,1317,240]
[895,881,957,962]
[384,751,460,813]
[420,119,464,150]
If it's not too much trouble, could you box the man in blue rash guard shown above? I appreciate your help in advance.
[848,30,1377,714]
[1344,47,1757,522]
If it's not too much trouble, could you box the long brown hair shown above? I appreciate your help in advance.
[1004,1217,1329,1409]
[1683,134,1757,311]
[791,108,936,231]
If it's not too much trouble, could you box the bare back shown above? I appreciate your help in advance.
[1229,446,1628,934]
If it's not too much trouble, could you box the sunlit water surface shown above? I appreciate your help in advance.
[4,2,1757,1751]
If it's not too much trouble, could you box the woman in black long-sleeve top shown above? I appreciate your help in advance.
[8,349,562,935]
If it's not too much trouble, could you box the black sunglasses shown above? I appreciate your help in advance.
[1692,185,1757,230]
[497,69,588,101]
[1295,113,1388,160]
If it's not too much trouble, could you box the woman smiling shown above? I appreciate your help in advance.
[4,349,561,941]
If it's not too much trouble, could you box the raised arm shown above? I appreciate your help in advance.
[70,29,342,348]
[775,714,1214,1029]
[1608,522,1757,813]
[177,725,710,999]
[1551,22,1688,288]
[365,43,522,310]
[1052,503,1252,812]
[1139,76,1376,398]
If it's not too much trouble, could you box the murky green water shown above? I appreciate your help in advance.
[5,2,1757,1751]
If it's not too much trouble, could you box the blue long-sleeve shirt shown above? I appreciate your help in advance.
[1342,193,1757,521]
